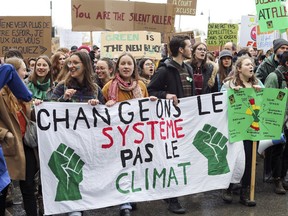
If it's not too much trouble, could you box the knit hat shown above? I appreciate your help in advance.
[273,38,288,53]
[78,45,91,53]
[219,50,232,59]
[71,45,78,52]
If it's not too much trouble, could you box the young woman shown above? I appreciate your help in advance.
[54,57,70,86]
[1,57,38,215]
[95,57,115,89]
[138,58,155,86]
[217,50,234,90]
[27,55,54,101]
[221,55,264,207]
[51,51,66,82]
[102,52,154,216]
[189,42,218,95]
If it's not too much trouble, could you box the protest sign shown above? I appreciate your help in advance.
[101,31,161,59]
[36,92,246,215]
[207,23,238,46]
[227,88,287,142]
[71,0,175,33]
[239,16,257,48]
[0,16,51,58]
[256,27,280,53]
[256,0,288,32]
[58,28,82,49]
[167,0,197,16]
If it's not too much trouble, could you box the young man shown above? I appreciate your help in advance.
[147,35,194,214]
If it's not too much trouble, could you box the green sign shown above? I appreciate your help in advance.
[228,88,287,142]
[207,23,238,46]
[256,0,288,32]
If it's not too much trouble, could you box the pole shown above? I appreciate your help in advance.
[250,141,257,201]
[90,31,93,47]
[178,15,181,32]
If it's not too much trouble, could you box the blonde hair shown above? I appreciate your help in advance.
[5,57,24,71]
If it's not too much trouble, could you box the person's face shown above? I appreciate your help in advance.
[96,60,111,80]
[224,42,233,51]
[221,56,232,68]
[118,55,134,82]
[238,58,254,81]
[276,45,288,56]
[17,61,27,80]
[248,47,257,57]
[58,54,66,69]
[67,55,84,81]
[35,58,50,78]
[29,60,35,73]
[142,59,155,77]
[181,39,192,59]
[194,44,207,61]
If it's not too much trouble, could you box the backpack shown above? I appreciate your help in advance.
[273,69,288,89]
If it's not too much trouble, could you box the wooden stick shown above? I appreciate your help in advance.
[250,141,257,201]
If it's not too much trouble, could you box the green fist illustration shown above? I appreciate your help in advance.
[192,124,230,175]
[48,143,85,201]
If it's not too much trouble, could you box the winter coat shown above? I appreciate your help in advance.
[148,59,195,99]
[255,54,278,84]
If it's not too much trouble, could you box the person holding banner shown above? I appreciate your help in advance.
[148,35,193,214]
[102,52,151,216]
[221,55,264,206]
[0,57,38,215]
[264,51,288,194]
[0,63,32,216]
[95,57,115,89]
[27,55,54,101]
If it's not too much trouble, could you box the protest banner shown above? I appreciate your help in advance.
[101,31,161,59]
[256,0,288,33]
[71,0,175,33]
[207,23,238,46]
[36,92,246,215]
[58,28,82,50]
[227,88,287,142]
[239,15,257,48]
[51,37,60,54]
[167,0,197,16]
[256,26,280,52]
[0,16,51,58]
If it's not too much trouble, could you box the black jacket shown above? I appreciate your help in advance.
[148,59,195,99]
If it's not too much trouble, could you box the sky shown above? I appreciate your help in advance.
[0,0,257,33]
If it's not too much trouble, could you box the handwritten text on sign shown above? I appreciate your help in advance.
[36,93,245,215]
[101,31,161,59]
[0,16,51,57]
[207,23,238,46]
[167,0,197,16]
[71,0,175,33]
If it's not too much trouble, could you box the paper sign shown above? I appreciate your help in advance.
[0,16,51,58]
[228,88,287,142]
[167,0,197,16]
[239,16,257,48]
[256,0,288,32]
[101,31,161,59]
[207,23,238,46]
[71,0,175,33]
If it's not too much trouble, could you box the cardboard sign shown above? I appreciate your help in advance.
[256,0,288,32]
[36,93,245,215]
[207,23,238,46]
[228,88,287,142]
[101,31,161,59]
[239,16,257,48]
[71,0,175,33]
[0,16,51,58]
[167,0,197,16]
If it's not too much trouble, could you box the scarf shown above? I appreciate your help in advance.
[27,79,51,100]
[108,73,143,101]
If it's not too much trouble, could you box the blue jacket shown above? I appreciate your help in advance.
[0,64,32,101]
[0,147,10,192]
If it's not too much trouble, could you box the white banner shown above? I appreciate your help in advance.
[35,92,245,215]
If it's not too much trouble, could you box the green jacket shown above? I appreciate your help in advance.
[264,65,287,89]
[255,54,278,84]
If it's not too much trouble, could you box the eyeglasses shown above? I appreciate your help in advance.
[144,63,154,67]
[197,48,207,52]
[67,61,82,67]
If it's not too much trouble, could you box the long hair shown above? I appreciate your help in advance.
[115,52,139,81]
[231,55,258,87]
[218,57,233,84]
[190,42,209,72]
[29,55,53,87]
[64,51,98,93]
[51,51,65,80]
[55,57,70,84]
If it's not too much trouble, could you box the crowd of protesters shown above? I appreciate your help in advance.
[1,35,288,216]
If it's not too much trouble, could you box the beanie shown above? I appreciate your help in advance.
[78,45,91,53]
[273,38,288,53]
[219,50,232,59]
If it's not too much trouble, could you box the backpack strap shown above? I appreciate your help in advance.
[273,69,283,89]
